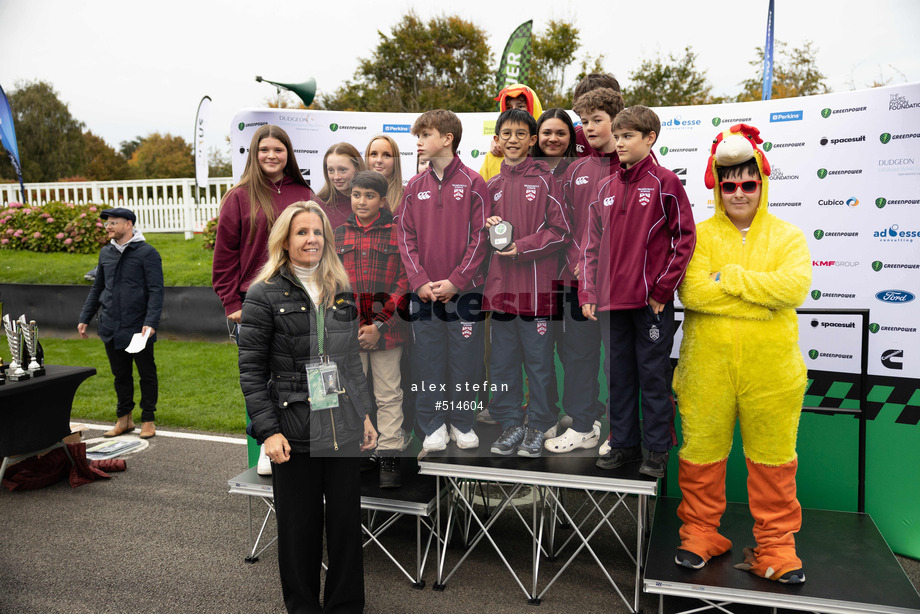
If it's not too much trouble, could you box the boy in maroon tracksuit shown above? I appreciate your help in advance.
[397,109,491,452]
[544,88,624,454]
[580,105,696,477]
[335,171,409,488]
[484,108,570,458]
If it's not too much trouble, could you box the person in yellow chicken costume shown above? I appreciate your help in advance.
[672,123,811,584]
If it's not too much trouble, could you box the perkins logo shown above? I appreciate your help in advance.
[603,196,615,207]
[770,110,804,123]
[417,191,431,200]
[875,290,916,303]
[383,124,411,133]
[575,176,589,186]
[881,349,904,370]
[874,224,919,242]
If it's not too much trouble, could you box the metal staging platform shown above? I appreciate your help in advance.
[227,458,440,588]
[644,497,920,614]
[418,421,658,612]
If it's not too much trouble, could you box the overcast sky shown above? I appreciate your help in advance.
[2,0,919,158]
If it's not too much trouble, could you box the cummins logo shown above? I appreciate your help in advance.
[881,349,904,370]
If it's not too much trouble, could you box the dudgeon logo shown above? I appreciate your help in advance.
[876,197,887,209]
[329,123,339,132]
[814,229,825,240]
[712,118,722,126]
[869,323,880,334]
[872,261,884,272]
[876,290,916,303]
[763,141,773,151]
[817,168,828,179]
[821,108,832,118]
[811,290,822,300]
[880,133,892,144]
[659,146,669,156]
[808,349,819,360]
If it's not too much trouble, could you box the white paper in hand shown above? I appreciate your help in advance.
[125,329,151,354]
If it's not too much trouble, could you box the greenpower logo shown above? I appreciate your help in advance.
[762,141,773,152]
[811,290,822,300]
[880,132,892,144]
[869,323,880,334]
[821,108,832,118]
[659,146,669,156]
[872,260,883,272]
[817,168,828,179]
[329,123,339,132]
[876,197,887,209]
[808,349,819,360]
[814,229,825,240]
[712,117,722,126]
[471,149,480,158]
[238,122,245,131]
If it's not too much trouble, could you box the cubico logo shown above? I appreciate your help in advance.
[880,133,892,144]
[881,349,904,370]
[847,198,859,207]
[417,191,431,200]
[575,176,589,185]
[603,196,615,207]
[876,290,916,303]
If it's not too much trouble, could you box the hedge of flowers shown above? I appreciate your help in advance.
[202,216,218,251]
[0,201,109,254]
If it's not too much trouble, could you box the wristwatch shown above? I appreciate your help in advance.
[374,321,385,331]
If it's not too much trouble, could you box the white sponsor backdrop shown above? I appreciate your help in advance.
[231,83,920,381]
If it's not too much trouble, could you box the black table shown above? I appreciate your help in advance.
[0,365,96,482]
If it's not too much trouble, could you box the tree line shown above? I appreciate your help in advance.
[1,11,846,184]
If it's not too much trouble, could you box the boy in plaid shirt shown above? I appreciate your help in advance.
[335,171,409,488]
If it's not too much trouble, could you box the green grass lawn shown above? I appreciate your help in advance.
[41,337,246,434]
[0,233,214,286]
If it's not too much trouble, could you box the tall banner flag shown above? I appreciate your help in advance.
[194,95,211,193]
[762,0,775,100]
[0,84,25,197]
[495,21,533,97]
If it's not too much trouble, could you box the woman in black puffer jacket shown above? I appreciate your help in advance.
[239,200,377,614]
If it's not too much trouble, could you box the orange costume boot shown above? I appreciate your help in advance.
[676,457,733,567]
[733,458,804,583]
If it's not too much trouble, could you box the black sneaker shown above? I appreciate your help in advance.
[517,427,544,458]
[778,568,805,584]
[675,549,706,569]
[360,450,379,472]
[596,445,642,470]
[378,456,401,489]
[490,425,526,455]
[639,450,669,478]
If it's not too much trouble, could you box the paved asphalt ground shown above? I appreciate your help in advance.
[1,425,917,614]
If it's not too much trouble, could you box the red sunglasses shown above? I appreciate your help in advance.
[720,179,762,194]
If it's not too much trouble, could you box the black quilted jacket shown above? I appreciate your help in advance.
[238,267,370,453]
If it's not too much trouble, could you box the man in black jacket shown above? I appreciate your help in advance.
[78,207,164,439]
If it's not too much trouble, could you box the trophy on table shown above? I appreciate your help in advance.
[2,313,30,382]
[21,317,45,377]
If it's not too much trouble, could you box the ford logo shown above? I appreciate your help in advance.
[875,290,916,303]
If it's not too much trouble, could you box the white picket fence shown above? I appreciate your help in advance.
[0,177,235,236]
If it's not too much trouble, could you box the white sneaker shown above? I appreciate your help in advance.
[257,444,272,476]
[599,439,611,456]
[544,421,601,454]
[449,425,480,449]
[422,424,449,452]
[543,422,559,438]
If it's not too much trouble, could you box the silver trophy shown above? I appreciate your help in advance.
[22,317,45,377]
[3,314,29,382]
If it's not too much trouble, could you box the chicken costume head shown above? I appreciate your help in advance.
[704,124,771,215]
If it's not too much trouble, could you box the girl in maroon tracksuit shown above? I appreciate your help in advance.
[316,142,366,229]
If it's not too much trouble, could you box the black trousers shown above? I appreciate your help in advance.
[104,339,157,422]
[272,452,364,614]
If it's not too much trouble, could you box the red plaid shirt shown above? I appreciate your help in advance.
[334,209,408,349]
